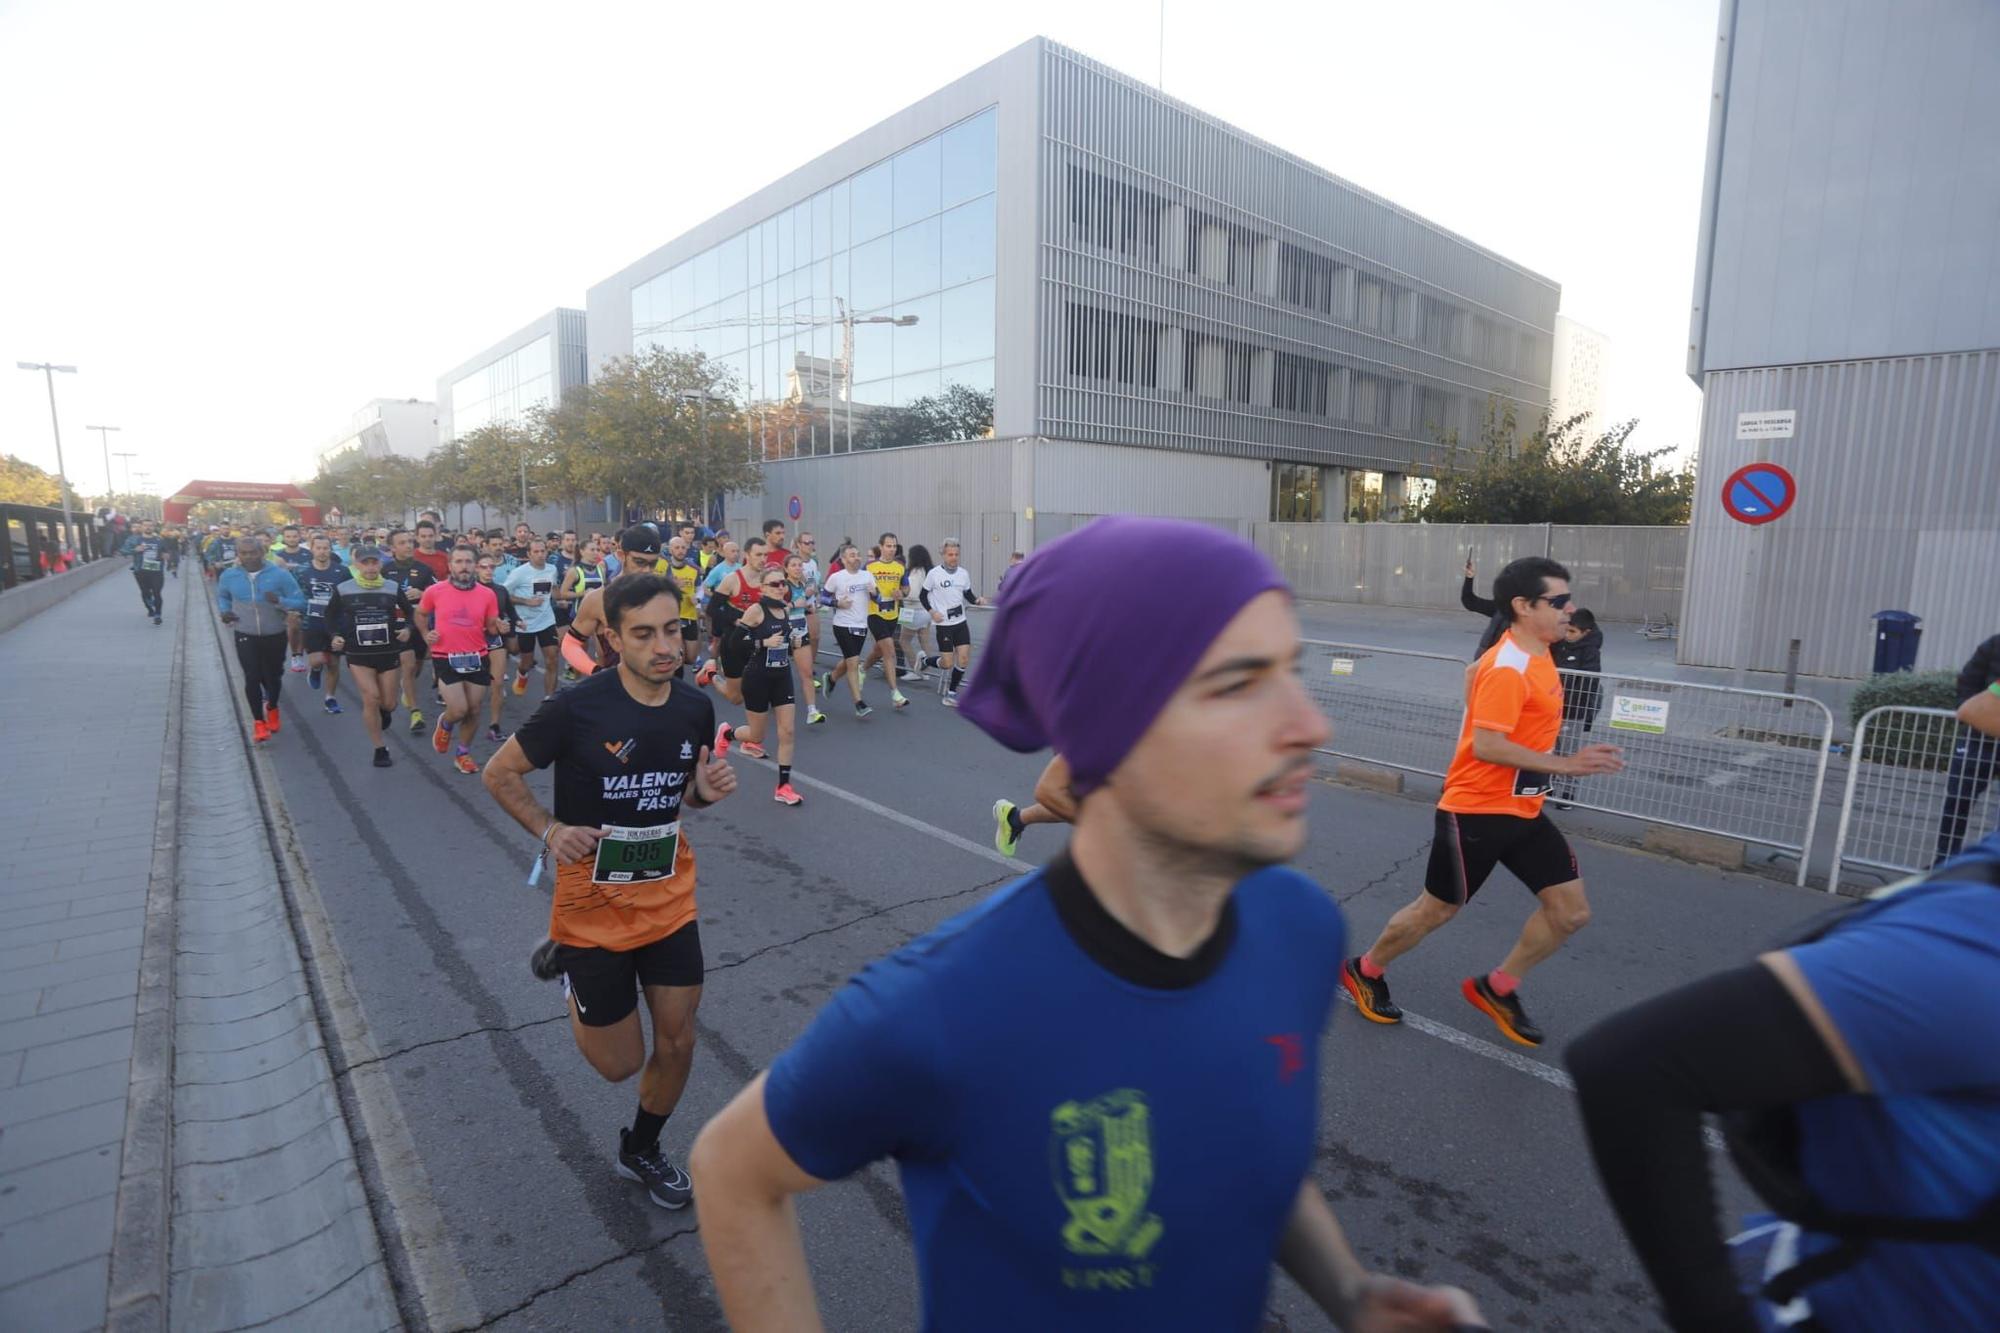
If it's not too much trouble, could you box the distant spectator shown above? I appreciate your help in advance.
[1463,554,1511,656]
[996,550,1025,595]
[1933,630,2000,866]
[1551,608,1605,806]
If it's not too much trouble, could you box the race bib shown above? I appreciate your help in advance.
[1514,768,1553,799]
[141,553,162,571]
[447,651,484,673]
[308,593,332,614]
[764,643,790,671]
[355,622,391,649]
[591,822,680,885]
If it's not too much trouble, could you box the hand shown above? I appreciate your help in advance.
[692,744,736,804]
[1348,1275,1486,1331]
[546,822,604,866]
[405,585,421,602]
[264,590,281,604]
[1565,743,1625,777]
[426,630,441,646]
[220,611,238,625]
[396,628,410,643]
[1463,557,1476,578]
[331,636,346,652]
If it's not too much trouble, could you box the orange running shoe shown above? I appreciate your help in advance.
[454,753,478,776]
[265,704,281,734]
[737,740,767,760]
[253,720,271,744]
[713,722,733,756]
[432,720,450,753]
[512,673,527,696]
[773,783,803,806]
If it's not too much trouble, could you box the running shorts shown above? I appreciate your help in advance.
[304,628,335,654]
[434,657,494,687]
[553,921,704,1028]
[1423,809,1578,905]
[834,626,867,659]
[867,614,898,641]
[522,626,562,649]
[741,664,796,713]
[934,620,971,651]
[680,619,700,645]
[345,650,400,674]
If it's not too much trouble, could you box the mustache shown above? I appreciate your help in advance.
[1256,756,1315,794]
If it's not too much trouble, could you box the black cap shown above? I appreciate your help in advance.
[618,523,662,557]
[352,543,384,562]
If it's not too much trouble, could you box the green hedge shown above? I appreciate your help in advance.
[1849,671,1960,769]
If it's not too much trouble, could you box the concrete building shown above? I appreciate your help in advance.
[584,37,1557,587]
[313,398,438,473]
[435,308,610,532]
[1550,314,1610,431]
[1680,0,2000,679]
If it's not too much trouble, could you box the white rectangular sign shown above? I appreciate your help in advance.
[1329,658,1355,677]
[1736,410,1796,441]
[1609,695,1670,734]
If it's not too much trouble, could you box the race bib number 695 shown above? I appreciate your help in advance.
[591,822,680,885]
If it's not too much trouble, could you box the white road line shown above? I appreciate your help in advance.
[770,756,1724,1148]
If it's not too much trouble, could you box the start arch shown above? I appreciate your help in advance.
[163,480,322,526]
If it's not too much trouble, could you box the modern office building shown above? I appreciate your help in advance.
[1550,314,1610,432]
[1680,0,2000,679]
[585,37,1557,586]
[312,398,438,474]
[435,308,608,531]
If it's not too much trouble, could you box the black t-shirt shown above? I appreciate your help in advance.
[327,577,409,653]
[1955,634,2000,706]
[485,582,516,646]
[298,561,350,627]
[515,670,715,828]
[382,557,435,607]
[738,599,793,674]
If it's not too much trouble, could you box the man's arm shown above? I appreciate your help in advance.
[1958,682,2000,738]
[1277,1184,1483,1330]
[481,738,601,864]
[277,569,307,613]
[690,1073,830,1333]
[215,571,235,616]
[1471,726,1621,776]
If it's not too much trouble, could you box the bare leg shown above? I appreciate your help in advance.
[353,667,386,747]
[638,983,701,1116]
[1495,880,1591,981]
[739,705,768,748]
[775,704,795,767]
[541,643,560,698]
[791,647,818,712]
[488,651,508,727]
[1358,891,1462,969]
[457,684,486,747]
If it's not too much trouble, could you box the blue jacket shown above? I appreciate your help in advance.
[216,563,305,636]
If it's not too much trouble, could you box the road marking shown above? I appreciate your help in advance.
[776,758,1723,1145]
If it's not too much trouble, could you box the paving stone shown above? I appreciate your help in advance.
[0,1254,111,1333]
[0,998,139,1055]
[0,1193,115,1288]
[0,1097,128,1173]
[0,1060,130,1125]
[19,1026,134,1085]
[0,1143,121,1227]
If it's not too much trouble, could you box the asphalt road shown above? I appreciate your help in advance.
[241,641,1835,1332]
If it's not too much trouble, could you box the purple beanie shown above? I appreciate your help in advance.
[958,516,1287,795]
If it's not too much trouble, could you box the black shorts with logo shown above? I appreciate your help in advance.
[742,662,796,713]
[867,614,898,641]
[346,651,401,674]
[304,628,335,654]
[1423,809,1578,905]
[434,655,494,687]
[933,619,971,651]
[520,625,562,649]
[555,922,704,1027]
[833,625,868,659]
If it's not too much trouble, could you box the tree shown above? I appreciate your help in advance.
[0,454,62,506]
[1416,399,1694,526]
[856,383,995,451]
[580,348,761,516]
[525,387,595,530]
[454,422,542,523]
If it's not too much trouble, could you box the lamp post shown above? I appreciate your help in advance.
[16,361,79,553]
[113,450,137,495]
[86,423,121,501]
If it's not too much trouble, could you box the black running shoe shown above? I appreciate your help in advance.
[1463,975,1544,1047]
[372,747,392,768]
[1340,957,1403,1024]
[854,700,873,718]
[616,1129,692,1209]
[529,937,563,981]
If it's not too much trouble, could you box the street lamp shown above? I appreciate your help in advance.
[16,361,79,552]
[86,423,121,500]
[113,450,137,496]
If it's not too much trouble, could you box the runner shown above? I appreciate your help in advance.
[483,572,738,1211]
[416,545,504,775]
[796,531,822,668]
[991,753,1077,857]
[298,534,352,713]
[476,554,520,743]
[559,535,611,680]
[728,565,805,804]
[918,538,982,705]
[817,543,878,718]
[863,532,910,709]
[694,537,766,708]
[382,529,439,734]
[120,520,168,624]
[269,526,314,672]
[564,525,668,679]
[505,537,563,701]
[215,534,305,745]
[897,543,935,680]
[665,536,704,677]
[411,519,451,582]
[692,538,742,687]
[326,544,411,767]
[783,554,824,726]
[690,516,1483,1331]
[1340,556,1625,1047]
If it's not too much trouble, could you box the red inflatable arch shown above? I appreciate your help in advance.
[163,480,322,526]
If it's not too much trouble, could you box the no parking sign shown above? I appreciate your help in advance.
[1720,463,1795,526]
[787,495,802,521]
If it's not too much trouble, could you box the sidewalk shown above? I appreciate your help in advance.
[0,565,176,1330]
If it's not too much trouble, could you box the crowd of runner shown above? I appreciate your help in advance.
[174,508,1995,1332]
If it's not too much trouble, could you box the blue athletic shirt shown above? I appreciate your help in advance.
[1780,844,2000,1330]
[764,854,1346,1332]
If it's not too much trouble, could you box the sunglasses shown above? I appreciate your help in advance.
[1537,593,1574,610]
[763,579,788,589]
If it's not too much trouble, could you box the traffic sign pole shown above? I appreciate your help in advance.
[1718,462,1796,687]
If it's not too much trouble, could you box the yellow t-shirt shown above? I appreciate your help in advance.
[866,559,906,620]
[669,562,700,620]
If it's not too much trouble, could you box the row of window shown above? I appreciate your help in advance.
[1270,463,1434,523]
[1061,165,1544,378]
[450,334,555,438]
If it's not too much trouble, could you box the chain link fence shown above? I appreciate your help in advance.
[1830,707,2000,888]
[1302,639,1835,885]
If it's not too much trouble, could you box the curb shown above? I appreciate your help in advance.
[104,566,188,1332]
[0,556,125,636]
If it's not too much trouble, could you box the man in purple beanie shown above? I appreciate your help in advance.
[692,517,1486,1331]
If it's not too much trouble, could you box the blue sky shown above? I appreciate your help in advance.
[0,0,1715,493]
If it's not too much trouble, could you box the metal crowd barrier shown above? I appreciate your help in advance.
[1829,706,2000,889]
[1300,640,1835,886]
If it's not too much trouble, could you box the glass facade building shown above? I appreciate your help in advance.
[436,308,588,446]
[587,37,1556,525]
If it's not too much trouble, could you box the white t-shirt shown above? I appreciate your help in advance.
[824,569,876,631]
[923,565,976,623]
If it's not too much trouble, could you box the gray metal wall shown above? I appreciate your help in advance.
[1038,43,1557,473]
[1680,351,2000,678]
[1257,523,1685,622]
[1689,0,2000,375]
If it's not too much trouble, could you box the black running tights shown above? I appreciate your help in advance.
[234,631,287,720]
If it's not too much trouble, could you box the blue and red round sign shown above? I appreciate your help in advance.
[787,494,802,521]
[1721,463,1795,526]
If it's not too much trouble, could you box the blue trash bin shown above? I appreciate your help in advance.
[1870,610,1922,673]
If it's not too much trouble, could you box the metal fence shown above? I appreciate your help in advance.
[1830,707,2000,888]
[1256,523,1687,624]
[1300,639,1835,885]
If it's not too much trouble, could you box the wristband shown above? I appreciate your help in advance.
[1989,682,2000,697]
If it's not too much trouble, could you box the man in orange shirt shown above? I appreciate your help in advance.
[1341,557,1624,1047]
[483,572,738,1209]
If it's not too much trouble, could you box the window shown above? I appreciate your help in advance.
[940,196,995,287]
[1184,333,1256,403]
[893,136,941,228]
[940,109,997,207]
[851,235,892,312]
[892,216,941,303]
[1273,352,1332,416]
[1066,165,1166,265]
[852,160,892,242]
[1065,303,1163,387]
[939,278,994,367]
[1277,243,1347,316]
[1271,463,1324,522]
[1347,470,1385,522]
